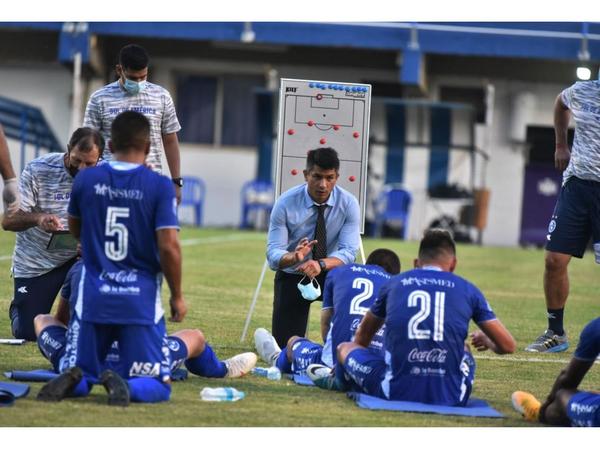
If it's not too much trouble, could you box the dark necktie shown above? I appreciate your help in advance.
[313,204,327,260]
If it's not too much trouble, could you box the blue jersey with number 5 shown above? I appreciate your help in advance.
[322,264,392,366]
[370,267,496,404]
[68,162,178,325]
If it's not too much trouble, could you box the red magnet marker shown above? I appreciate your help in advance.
[308,120,315,127]
[349,176,356,182]
[316,94,323,100]
[320,138,326,145]
[353,131,360,138]
[291,169,298,176]
[288,129,295,135]
[333,125,340,131]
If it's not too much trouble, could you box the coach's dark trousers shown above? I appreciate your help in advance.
[271,270,326,349]
[9,258,77,341]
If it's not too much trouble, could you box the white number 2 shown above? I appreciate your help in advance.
[105,206,129,261]
[349,278,374,315]
[407,290,445,341]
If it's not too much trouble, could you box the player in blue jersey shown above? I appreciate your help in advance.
[312,229,516,405]
[36,111,187,406]
[34,260,257,381]
[513,317,600,426]
[254,249,400,376]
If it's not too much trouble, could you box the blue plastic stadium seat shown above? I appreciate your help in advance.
[374,185,412,239]
[180,176,205,227]
[240,180,274,229]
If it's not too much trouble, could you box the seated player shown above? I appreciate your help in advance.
[254,249,400,379]
[512,317,600,427]
[311,229,516,405]
[35,260,257,383]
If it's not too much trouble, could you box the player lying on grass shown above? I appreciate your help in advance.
[309,229,516,406]
[254,249,400,377]
[513,317,600,426]
[35,260,257,391]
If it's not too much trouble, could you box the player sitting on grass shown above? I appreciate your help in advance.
[512,317,600,427]
[35,260,257,386]
[309,229,516,406]
[254,249,400,378]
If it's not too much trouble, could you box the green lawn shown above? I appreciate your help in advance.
[0,227,598,426]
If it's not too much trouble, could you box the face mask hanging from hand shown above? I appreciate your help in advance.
[297,276,321,301]
[123,78,147,95]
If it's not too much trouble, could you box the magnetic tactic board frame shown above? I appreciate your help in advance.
[275,78,372,233]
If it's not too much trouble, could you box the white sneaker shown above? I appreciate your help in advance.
[224,352,257,378]
[254,328,281,366]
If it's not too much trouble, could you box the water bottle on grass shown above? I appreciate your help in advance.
[200,387,245,402]
[252,366,282,380]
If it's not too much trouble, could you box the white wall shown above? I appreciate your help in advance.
[0,58,571,243]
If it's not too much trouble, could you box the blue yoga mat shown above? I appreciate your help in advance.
[4,369,57,382]
[5,368,189,383]
[0,381,30,398]
[292,374,314,386]
[349,393,504,418]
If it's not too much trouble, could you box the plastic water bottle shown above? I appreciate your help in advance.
[252,366,282,380]
[200,387,245,402]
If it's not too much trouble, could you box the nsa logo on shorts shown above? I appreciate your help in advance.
[548,220,556,233]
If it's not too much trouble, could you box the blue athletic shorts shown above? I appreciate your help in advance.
[37,325,67,372]
[545,177,600,259]
[60,316,171,382]
[343,348,476,405]
[567,391,600,427]
[290,338,324,374]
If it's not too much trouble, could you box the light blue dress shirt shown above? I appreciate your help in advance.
[266,184,361,273]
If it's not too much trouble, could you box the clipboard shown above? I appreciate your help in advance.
[46,231,78,251]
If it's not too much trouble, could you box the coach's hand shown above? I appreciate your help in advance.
[554,143,571,171]
[2,178,19,214]
[294,237,317,263]
[169,296,187,322]
[37,213,63,232]
[297,259,321,278]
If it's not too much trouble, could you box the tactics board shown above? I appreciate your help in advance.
[275,78,372,233]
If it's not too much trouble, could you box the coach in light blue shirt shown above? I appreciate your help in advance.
[264,147,360,348]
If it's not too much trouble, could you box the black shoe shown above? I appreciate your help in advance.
[99,370,130,407]
[37,367,83,402]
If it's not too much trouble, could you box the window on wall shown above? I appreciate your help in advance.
[177,74,264,147]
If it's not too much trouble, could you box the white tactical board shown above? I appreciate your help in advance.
[275,78,372,233]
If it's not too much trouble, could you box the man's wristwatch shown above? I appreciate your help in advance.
[318,259,327,273]
[172,177,184,187]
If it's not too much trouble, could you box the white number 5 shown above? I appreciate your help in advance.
[105,206,129,261]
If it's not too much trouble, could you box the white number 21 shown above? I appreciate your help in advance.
[407,290,445,341]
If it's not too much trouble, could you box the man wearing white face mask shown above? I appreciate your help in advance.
[83,44,183,203]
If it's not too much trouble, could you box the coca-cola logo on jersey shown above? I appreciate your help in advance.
[407,348,448,364]
[99,270,138,283]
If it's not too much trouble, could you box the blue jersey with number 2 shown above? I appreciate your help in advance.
[370,267,496,404]
[322,264,391,366]
[68,162,178,325]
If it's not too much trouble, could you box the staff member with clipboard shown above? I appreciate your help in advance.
[2,128,103,341]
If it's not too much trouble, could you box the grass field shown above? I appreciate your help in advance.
[0,227,599,427]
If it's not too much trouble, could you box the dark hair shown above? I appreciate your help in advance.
[418,228,456,262]
[110,111,150,153]
[68,127,104,154]
[366,248,401,275]
[306,147,340,172]
[119,44,149,71]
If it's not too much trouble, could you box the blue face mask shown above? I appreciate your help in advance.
[297,276,321,301]
[123,78,147,95]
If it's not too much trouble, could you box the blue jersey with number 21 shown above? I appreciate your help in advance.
[68,162,178,325]
[370,267,496,405]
